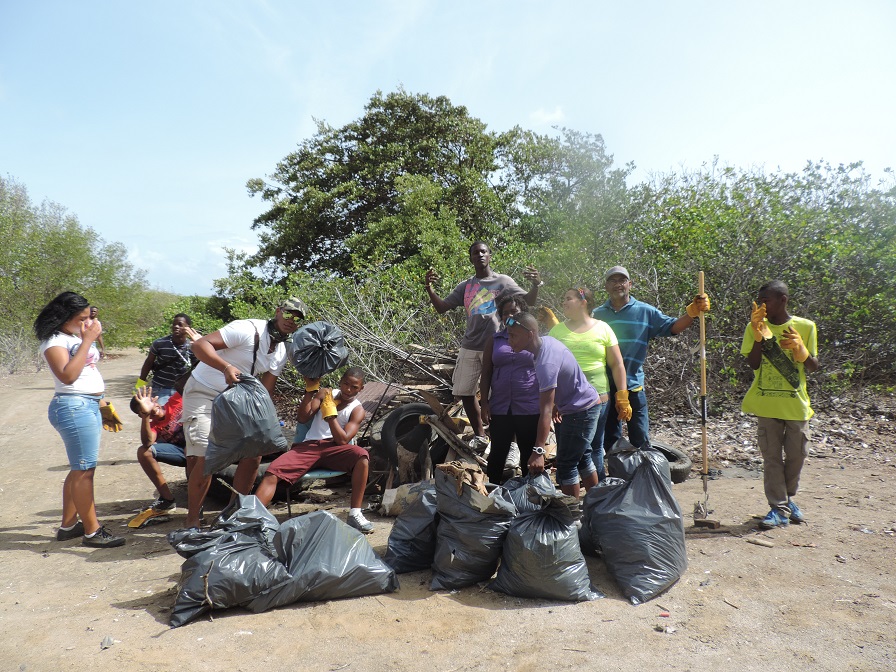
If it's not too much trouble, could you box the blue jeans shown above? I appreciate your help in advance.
[603,385,650,451]
[592,401,611,478]
[554,404,601,486]
[151,442,187,467]
[152,386,176,405]
[48,394,102,470]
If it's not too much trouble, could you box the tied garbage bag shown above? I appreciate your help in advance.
[246,510,398,612]
[583,449,687,605]
[499,472,556,515]
[167,493,281,559]
[606,437,671,483]
[204,375,288,476]
[287,321,349,379]
[430,467,516,591]
[383,481,439,573]
[169,534,291,628]
[490,483,602,602]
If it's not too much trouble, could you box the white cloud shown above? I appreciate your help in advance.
[529,106,565,126]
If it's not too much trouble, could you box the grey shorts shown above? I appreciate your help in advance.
[181,377,218,458]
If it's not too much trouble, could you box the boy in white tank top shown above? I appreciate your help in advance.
[255,367,373,533]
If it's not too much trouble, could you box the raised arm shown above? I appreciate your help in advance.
[424,269,453,314]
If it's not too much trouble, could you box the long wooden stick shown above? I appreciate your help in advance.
[698,272,708,481]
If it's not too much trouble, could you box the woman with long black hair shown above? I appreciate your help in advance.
[35,292,125,548]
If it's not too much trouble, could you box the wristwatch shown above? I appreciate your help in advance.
[532,446,546,456]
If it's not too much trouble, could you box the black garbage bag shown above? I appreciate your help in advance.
[287,321,350,379]
[499,472,556,515]
[583,450,687,605]
[383,482,440,573]
[169,535,291,627]
[430,468,517,591]
[490,483,602,602]
[606,437,671,483]
[204,375,288,476]
[245,511,398,612]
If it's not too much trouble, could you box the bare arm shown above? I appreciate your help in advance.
[44,320,103,385]
[479,334,495,425]
[606,344,627,392]
[670,314,696,335]
[191,331,241,386]
[527,388,555,475]
[522,266,541,307]
[424,269,453,314]
[139,352,155,381]
[260,371,278,397]
[328,405,366,445]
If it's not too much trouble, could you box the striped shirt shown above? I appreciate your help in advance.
[592,297,676,390]
[149,335,195,389]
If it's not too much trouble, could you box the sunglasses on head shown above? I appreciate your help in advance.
[505,316,531,333]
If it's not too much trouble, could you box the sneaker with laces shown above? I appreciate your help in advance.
[82,525,126,548]
[151,497,176,512]
[346,512,374,534]
[56,521,84,541]
[758,509,790,530]
[787,500,805,524]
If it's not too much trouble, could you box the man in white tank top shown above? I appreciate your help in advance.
[255,367,374,533]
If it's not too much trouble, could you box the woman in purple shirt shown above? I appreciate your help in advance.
[479,294,540,483]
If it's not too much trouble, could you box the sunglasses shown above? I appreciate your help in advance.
[282,311,304,321]
[505,316,532,334]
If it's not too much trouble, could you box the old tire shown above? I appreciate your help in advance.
[650,440,692,484]
[381,403,435,467]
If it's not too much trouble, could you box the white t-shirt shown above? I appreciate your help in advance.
[305,391,362,442]
[40,332,104,394]
[190,319,288,393]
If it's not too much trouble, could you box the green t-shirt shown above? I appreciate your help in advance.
[740,316,817,421]
[549,320,618,394]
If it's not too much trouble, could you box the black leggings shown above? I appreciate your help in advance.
[487,412,540,484]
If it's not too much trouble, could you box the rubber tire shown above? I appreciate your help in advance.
[381,403,435,466]
[650,440,693,484]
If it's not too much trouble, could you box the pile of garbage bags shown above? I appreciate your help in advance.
[167,495,398,627]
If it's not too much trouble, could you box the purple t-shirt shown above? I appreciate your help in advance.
[488,330,539,415]
[532,336,599,415]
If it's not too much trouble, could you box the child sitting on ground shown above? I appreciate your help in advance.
[255,367,373,533]
[129,385,188,517]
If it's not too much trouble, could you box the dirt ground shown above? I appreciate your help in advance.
[1,349,894,672]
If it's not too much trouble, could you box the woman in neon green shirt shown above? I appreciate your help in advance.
[549,287,627,479]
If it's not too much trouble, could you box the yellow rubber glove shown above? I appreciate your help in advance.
[135,378,148,390]
[537,306,559,330]
[615,390,633,422]
[686,293,711,318]
[780,326,810,362]
[303,376,321,393]
[750,301,773,342]
[319,389,338,420]
[100,403,123,432]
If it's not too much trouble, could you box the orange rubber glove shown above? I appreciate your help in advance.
[750,301,773,342]
[100,403,123,432]
[536,306,559,330]
[319,389,338,420]
[615,390,633,422]
[686,293,711,318]
[780,326,810,362]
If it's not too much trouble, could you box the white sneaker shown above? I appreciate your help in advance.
[469,435,491,455]
[346,511,374,534]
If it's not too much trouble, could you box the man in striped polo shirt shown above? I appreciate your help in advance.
[593,265,709,452]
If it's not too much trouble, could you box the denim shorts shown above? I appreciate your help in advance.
[554,403,601,486]
[48,393,103,471]
[152,386,176,406]
[151,442,187,467]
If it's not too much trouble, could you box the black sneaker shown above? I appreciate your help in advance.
[150,497,176,512]
[56,521,84,541]
[82,526,126,548]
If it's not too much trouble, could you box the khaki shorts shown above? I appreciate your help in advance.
[181,377,218,458]
[452,347,484,397]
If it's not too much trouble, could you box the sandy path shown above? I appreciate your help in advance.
[0,349,894,671]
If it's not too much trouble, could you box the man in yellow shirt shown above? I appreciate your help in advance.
[741,280,819,529]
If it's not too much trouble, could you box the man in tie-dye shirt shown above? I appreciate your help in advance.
[425,241,541,445]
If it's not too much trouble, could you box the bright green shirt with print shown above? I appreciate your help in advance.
[740,315,817,421]
[549,320,618,394]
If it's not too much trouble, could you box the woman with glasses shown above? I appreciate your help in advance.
[479,293,540,483]
[35,292,125,547]
[181,297,307,529]
[549,287,628,480]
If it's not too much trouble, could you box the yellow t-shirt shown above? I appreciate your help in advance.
[740,316,817,421]
[549,320,618,394]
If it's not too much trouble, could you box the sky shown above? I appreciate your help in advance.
[2,1,894,296]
